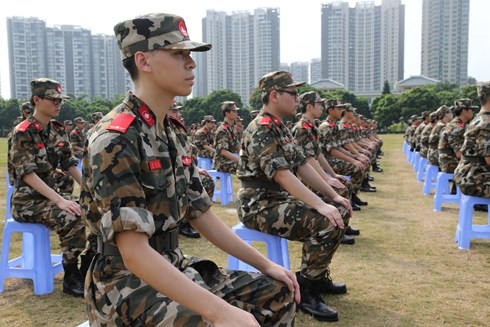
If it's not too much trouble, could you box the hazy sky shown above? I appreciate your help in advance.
[0,0,488,99]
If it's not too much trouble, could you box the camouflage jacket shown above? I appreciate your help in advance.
[454,111,490,196]
[69,128,86,158]
[428,121,446,166]
[318,117,339,157]
[193,126,214,158]
[213,120,239,172]
[291,115,319,158]
[80,92,212,269]
[337,119,354,146]
[419,123,435,158]
[414,122,426,150]
[438,117,466,173]
[9,115,77,200]
[237,112,306,220]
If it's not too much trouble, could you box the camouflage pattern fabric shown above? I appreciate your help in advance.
[337,118,355,146]
[9,115,85,264]
[419,123,435,158]
[438,117,466,173]
[193,126,215,158]
[413,122,427,151]
[454,111,490,198]
[291,115,320,158]
[318,118,363,192]
[69,128,86,159]
[200,172,215,199]
[237,112,350,280]
[80,92,294,326]
[213,120,239,173]
[54,169,75,197]
[428,121,446,166]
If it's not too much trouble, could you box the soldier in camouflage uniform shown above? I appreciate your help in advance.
[213,101,240,173]
[292,91,360,238]
[194,115,216,159]
[428,106,454,167]
[237,71,352,322]
[8,78,86,297]
[69,117,87,159]
[438,99,476,173]
[420,111,438,159]
[406,115,420,151]
[80,13,298,327]
[8,102,34,185]
[454,82,490,198]
[414,111,430,152]
[318,99,369,207]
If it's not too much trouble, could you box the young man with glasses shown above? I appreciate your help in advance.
[8,78,87,297]
[237,71,352,322]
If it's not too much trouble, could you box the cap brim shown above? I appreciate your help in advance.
[286,81,306,88]
[162,40,212,52]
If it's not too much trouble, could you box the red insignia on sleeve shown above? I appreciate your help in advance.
[328,122,335,127]
[148,159,162,170]
[17,120,31,132]
[57,141,65,147]
[138,105,155,127]
[107,113,136,133]
[302,122,311,129]
[36,143,45,149]
[181,156,193,166]
[259,116,271,126]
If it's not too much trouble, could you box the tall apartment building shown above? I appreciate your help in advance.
[321,0,404,94]
[421,0,469,85]
[309,58,322,84]
[200,8,280,105]
[7,16,128,100]
[290,62,309,84]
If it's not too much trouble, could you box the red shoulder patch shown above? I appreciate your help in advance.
[302,122,311,130]
[17,120,31,132]
[457,122,465,127]
[328,122,335,127]
[259,116,271,126]
[107,113,135,133]
[138,105,155,127]
[32,121,43,131]
[271,116,281,126]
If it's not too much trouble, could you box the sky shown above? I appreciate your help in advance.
[0,0,488,99]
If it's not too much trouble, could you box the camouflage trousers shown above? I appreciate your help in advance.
[454,162,490,198]
[199,171,215,199]
[213,158,237,174]
[54,170,74,197]
[327,157,364,193]
[12,190,86,264]
[333,178,353,199]
[237,188,350,280]
[86,256,296,326]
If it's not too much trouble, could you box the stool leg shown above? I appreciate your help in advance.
[457,196,472,250]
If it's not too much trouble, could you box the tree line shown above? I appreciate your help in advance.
[0,81,479,136]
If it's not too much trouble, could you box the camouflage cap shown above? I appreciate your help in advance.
[64,119,73,125]
[114,13,212,60]
[324,99,345,109]
[20,102,33,114]
[343,103,356,112]
[298,91,322,110]
[436,105,453,119]
[454,98,478,109]
[421,111,430,119]
[410,114,419,121]
[30,78,69,99]
[429,111,438,120]
[476,81,490,98]
[221,101,240,112]
[91,112,104,120]
[258,71,305,94]
[74,117,86,124]
[169,103,183,111]
[203,115,216,122]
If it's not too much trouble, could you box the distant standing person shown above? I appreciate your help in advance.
[213,101,240,173]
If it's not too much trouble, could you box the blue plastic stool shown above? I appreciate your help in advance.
[412,152,421,173]
[0,186,63,295]
[208,170,234,205]
[228,223,290,272]
[196,157,213,170]
[416,157,428,183]
[422,164,438,195]
[433,172,461,211]
[455,195,490,250]
[77,158,82,171]
[403,142,409,159]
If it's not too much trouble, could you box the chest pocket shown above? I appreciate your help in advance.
[140,157,173,191]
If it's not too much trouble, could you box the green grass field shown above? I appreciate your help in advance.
[0,134,489,327]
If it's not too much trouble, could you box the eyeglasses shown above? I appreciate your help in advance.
[277,89,299,98]
[42,96,64,105]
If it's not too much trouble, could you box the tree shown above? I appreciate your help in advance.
[371,94,400,130]
[396,87,440,119]
[382,80,391,95]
